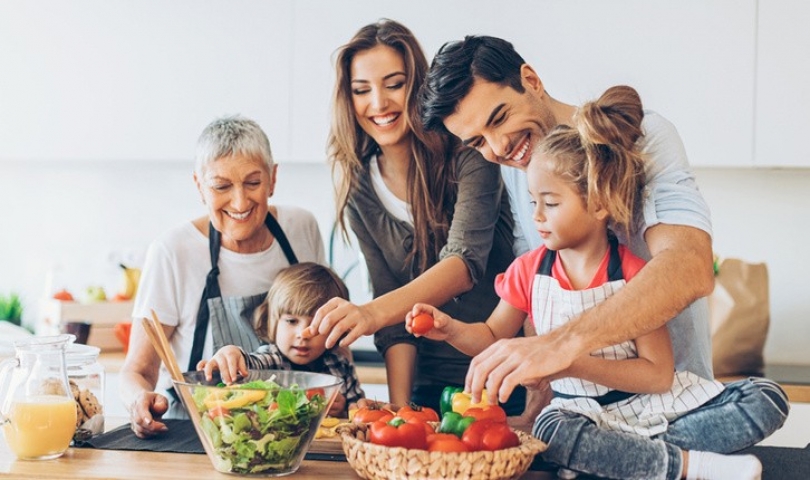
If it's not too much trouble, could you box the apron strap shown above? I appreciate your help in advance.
[187,213,298,371]
[188,222,223,371]
[606,233,624,282]
[264,212,299,265]
[536,234,625,281]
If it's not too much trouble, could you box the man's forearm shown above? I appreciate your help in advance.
[554,224,714,359]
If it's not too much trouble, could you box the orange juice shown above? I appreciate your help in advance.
[2,394,77,459]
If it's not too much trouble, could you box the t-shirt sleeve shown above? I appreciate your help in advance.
[132,238,182,327]
[494,248,545,314]
[639,113,712,238]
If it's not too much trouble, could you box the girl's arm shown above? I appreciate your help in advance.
[409,300,526,357]
[562,324,675,394]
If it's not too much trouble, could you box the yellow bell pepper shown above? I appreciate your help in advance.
[451,389,490,415]
[203,388,267,410]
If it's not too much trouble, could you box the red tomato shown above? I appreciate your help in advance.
[369,417,428,450]
[411,313,434,335]
[352,405,395,424]
[461,420,519,451]
[463,405,507,424]
[427,433,470,453]
[207,405,230,419]
[398,404,440,423]
[306,387,326,401]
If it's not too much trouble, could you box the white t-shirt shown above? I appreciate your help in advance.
[369,155,412,225]
[132,205,326,391]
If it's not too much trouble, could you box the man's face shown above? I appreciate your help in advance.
[442,67,557,170]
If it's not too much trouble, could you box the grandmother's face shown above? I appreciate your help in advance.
[194,153,276,253]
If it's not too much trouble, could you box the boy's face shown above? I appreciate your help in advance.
[275,313,328,365]
[442,65,557,170]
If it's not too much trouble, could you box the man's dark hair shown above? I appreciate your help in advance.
[420,36,527,132]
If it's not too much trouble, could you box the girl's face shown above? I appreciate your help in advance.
[275,313,328,366]
[527,156,607,251]
[350,44,410,151]
[194,153,277,253]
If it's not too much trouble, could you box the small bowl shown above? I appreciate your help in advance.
[174,370,342,477]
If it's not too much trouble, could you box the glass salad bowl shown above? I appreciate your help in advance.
[174,370,342,476]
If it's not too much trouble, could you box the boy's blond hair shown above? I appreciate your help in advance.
[254,262,350,344]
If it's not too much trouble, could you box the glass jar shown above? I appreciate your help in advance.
[65,343,105,441]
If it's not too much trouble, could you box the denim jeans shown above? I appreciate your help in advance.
[533,377,789,480]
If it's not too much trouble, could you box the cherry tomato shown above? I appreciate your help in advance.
[463,405,507,424]
[352,405,395,424]
[306,387,326,401]
[411,313,434,335]
[398,403,440,423]
[427,433,470,453]
[369,417,428,450]
[207,405,230,419]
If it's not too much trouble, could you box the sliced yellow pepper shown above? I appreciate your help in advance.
[451,389,490,415]
[203,388,267,410]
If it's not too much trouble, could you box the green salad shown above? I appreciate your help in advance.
[191,378,327,474]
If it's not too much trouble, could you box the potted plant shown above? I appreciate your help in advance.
[0,292,23,326]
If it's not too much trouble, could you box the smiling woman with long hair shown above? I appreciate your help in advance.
[310,19,525,415]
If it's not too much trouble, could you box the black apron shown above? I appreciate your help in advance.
[188,213,299,370]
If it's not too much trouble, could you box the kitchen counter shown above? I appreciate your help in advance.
[0,418,552,479]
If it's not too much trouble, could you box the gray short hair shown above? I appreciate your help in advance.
[195,115,273,174]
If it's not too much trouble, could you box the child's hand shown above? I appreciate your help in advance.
[328,392,347,418]
[197,345,247,384]
[405,303,453,341]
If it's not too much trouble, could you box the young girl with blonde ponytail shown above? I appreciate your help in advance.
[409,86,787,480]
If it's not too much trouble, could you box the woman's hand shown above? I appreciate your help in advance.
[305,297,379,349]
[405,303,454,341]
[129,391,169,439]
[197,345,247,384]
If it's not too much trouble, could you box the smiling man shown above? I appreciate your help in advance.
[420,36,716,408]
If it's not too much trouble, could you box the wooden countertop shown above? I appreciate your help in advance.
[0,420,551,480]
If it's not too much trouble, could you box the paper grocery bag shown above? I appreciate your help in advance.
[708,258,770,377]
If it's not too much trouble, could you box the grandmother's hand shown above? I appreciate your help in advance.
[129,391,169,439]
[304,297,378,349]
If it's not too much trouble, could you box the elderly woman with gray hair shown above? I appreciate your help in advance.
[120,115,326,438]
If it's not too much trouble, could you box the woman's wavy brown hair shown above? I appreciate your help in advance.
[328,19,457,273]
[534,85,646,234]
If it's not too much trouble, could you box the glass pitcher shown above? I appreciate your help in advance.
[0,334,78,460]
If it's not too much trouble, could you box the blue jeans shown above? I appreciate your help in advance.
[533,377,789,480]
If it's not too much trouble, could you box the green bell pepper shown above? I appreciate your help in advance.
[440,386,463,416]
[438,411,476,438]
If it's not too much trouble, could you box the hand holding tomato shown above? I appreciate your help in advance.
[406,303,454,341]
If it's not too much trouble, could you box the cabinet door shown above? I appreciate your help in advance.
[0,0,293,162]
[755,0,810,167]
[290,0,755,167]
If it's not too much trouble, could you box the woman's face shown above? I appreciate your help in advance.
[350,44,410,151]
[194,153,276,253]
[275,313,327,366]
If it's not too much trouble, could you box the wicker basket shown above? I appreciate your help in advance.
[338,422,547,480]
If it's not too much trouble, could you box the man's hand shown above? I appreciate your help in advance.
[465,334,575,405]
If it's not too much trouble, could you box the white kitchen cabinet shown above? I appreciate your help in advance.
[755,0,810,167]
[0,1,762,167]
[0,0,293,162]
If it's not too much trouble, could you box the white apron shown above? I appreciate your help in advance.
[533,236,724,437]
